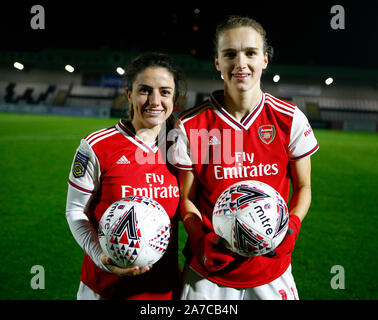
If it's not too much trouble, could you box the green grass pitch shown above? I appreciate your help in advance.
[0,113,377,299]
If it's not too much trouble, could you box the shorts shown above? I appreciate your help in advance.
[180,264,298,300]
[77,281,103,300]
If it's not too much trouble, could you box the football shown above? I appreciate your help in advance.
[98,196,171,268]
[212,180,289,257]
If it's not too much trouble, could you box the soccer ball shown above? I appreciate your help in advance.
[98,196,171,268]
[212,180,289,257]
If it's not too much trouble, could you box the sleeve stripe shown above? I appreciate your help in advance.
[85,128,110,141]
[265,99,294,117]
[173,163,193,170]
[291,144,319,160]
[87,129,119,147]
[179,101,210,121]
[265,93,296,110]
[68,179,94,194]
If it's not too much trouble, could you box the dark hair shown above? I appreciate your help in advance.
[124,52,186,121]
[214,15,274,61]
[123,52,186,163]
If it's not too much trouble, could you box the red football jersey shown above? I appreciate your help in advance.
[173,90,319,288]
[68,120,180,299]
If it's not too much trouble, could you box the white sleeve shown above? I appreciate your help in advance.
[171,120,193,170]
[65,185,110,272]
[288,107,319,160]
[66,140,110,272]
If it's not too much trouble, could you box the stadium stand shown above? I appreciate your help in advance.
[291,96,378,131]
[65,85,117,109]
[1,79,377,131]
[0,50,377,131]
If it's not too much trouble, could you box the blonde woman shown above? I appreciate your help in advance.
[174,16,319,300]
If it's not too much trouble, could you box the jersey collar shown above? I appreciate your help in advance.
[116,120,159,153]
[210,90,265,130]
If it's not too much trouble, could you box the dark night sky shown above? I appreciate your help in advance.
[0,1,377,68]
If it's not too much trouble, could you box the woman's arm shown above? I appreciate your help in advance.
[65,185,109,271]
[289,156,312,222]
[178,169,203,240]
[265,156,312,258]
[178,169,236,271]
[66,185,152,276]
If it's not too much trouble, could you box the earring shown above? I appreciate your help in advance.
[221,73,224,80]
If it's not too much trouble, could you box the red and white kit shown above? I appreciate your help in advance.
[66,120,180,300]
[173,90,319,288]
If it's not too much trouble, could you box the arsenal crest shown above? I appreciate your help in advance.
[258,125,276,144]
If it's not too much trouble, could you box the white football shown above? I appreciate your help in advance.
[98,196,171,268]
[212,180,289,257]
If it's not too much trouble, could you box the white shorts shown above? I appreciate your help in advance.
[77,281,103,300]
[180,264,299,300]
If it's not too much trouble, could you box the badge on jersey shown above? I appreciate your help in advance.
[258,125,276,144]
[72,151,89,178]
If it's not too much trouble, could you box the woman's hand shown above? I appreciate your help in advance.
[101,256,153,276]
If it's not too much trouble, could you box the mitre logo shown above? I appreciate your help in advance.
[258,125,275,144]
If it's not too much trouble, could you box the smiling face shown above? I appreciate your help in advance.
[215,27,268,95]
[126,66,175,132]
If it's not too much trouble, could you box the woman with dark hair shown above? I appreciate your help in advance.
[65,52,185,299]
